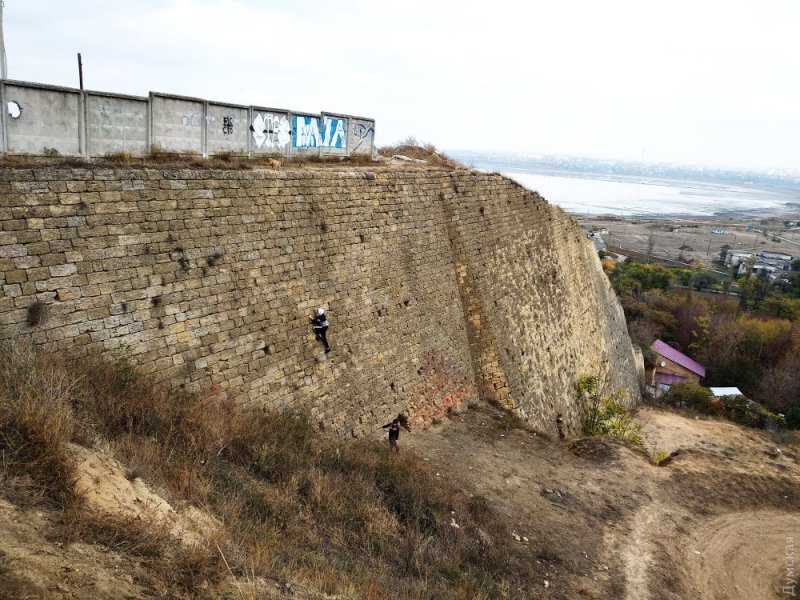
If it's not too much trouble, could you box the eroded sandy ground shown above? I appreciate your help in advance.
[1,404,798,599]
[405,405,800,599]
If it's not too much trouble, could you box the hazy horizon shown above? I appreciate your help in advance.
[4,1,800,172]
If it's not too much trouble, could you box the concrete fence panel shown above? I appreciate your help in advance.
[249,107,291,157]
[348,118,375,156]
[150,93,204,155]
[320,113,349,157]
[207,102,249,155]
[86,92,148,157]
[0,79,374,159]
[289,113,323,158]
[3,82,81,155]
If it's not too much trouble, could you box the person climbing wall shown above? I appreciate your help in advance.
[309,307,330,352]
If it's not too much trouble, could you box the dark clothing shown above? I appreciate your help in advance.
[383,420,401,451]
[310,313,330,351]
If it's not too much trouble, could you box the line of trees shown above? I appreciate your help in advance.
[604,258,800,427]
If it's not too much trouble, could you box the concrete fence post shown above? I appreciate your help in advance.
[202,100,208,158]
[287,111,293,160]
[0,80,7,156]
[247,106,252,158]
[146,92,154,153]
[78,90,88,158]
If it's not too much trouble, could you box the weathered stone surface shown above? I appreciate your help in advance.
[0,166,640,437]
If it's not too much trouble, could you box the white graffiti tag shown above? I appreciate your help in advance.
[251,113,291,150]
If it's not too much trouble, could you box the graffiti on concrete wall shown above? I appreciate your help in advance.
[292,116,346,149]
[353,122,374,152]
[250,112,291,150]
[182,113,203,127]
[222,116,234,135]
[181,113,225,128]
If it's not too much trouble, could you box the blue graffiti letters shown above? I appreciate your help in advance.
[292,116,347,149]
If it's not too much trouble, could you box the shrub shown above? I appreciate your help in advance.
[719,395,784,429]
[578,374,642,446]
[664,381,717,414]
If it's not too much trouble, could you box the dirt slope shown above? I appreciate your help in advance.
[405,405,800,599]
[1,404,798,599]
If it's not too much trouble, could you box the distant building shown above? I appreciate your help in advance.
[759,250,793,262]
[710,387,744,398]
[725,250,752,269]
[650,339,706,396]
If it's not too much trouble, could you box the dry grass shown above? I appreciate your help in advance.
[0,342,77,506]
[378,136,465,169]
[0,340,530,598]
[0,151,380,171]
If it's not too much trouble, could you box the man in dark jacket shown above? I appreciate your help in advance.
[309,307,330,352]
[382,414,410,452]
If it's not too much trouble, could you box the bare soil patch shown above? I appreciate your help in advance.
[404,404,800,599]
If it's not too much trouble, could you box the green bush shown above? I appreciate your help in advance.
[719,395,784,429]
[578,375,642,446]
[665,381,717,414]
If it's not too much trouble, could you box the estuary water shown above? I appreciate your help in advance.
[505,171,797,218]
[449,151,800,219]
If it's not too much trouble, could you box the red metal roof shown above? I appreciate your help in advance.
[651,339,706,378]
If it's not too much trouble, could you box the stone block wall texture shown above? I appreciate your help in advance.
[0,166,640,437]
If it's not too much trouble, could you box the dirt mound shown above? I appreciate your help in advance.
[568,437,619,462]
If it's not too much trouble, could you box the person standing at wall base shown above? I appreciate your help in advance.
[382,414,411,452]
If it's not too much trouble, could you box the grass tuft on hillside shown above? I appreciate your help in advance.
[0,341,528,599]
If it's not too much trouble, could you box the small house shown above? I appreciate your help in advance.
[650,339,706,395]
[760,251,793,261]
[724,250,752,269]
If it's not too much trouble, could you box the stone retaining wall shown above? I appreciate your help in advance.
[0,166,641,436]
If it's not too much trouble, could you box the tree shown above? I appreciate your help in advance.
[717,244,731,266]
[756,353,800,414]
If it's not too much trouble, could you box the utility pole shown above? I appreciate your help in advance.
[77,53,83,89]
[0,1,8,79]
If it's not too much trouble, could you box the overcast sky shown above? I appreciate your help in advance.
[4,0,799,170]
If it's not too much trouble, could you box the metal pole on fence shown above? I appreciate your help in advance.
[77,53,83,90]
[0,1,8,80]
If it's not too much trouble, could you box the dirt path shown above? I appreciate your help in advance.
[680,511,800,600]
[405,404,800,599]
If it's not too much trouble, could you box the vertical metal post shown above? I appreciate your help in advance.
[77,53,83,90]
[0,1,8,80]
